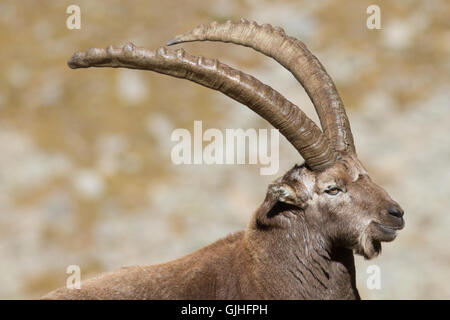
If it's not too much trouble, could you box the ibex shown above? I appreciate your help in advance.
[43,19,404,300]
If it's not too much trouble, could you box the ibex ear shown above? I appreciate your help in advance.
[268,183,299,206]
[254,183,303,228]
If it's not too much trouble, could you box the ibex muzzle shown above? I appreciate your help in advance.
[43,19,404,300]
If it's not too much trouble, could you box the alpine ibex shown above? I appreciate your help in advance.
[43,19,404,300]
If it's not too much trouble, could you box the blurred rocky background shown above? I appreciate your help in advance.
[0,0,448,299]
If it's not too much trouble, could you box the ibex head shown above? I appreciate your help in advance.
[258,153,404,259]
[68,19,404,260]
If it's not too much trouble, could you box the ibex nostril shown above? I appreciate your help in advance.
[388,207,404,218]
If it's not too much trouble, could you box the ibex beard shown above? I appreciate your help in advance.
[42,19,404,300]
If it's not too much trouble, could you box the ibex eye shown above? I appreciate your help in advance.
[325,187,341,195]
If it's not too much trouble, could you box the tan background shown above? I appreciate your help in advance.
[0,0,449,299]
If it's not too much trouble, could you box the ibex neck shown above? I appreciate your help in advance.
[247,210,360,299]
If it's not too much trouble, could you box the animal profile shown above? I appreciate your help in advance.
[43,19,405,300]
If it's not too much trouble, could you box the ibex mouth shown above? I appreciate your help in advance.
[357,220,403,259]
[372,221,401,242]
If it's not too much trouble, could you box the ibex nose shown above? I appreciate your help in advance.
[387,206,404,218]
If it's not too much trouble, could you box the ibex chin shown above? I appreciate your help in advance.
[43,19,404,300]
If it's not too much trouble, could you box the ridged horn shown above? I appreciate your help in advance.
[68,43,336,170]
[167,19,356,154]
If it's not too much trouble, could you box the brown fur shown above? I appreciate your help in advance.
[42,154,404,300]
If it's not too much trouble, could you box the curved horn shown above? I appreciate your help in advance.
[68,43,336,170]
[167,19,356,154]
